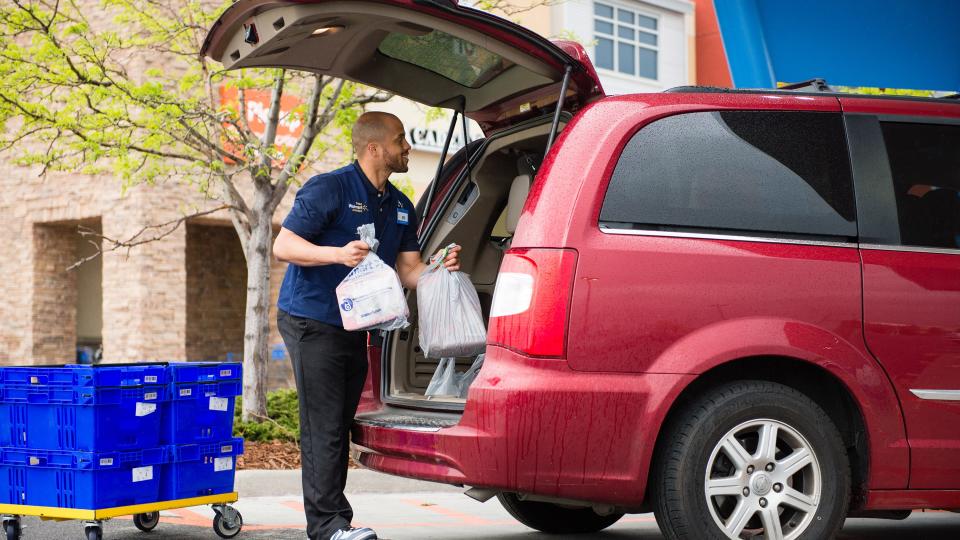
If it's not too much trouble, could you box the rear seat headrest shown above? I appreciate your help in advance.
[506,174,532,235]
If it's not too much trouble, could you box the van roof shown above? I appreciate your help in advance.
[666,85,960,106]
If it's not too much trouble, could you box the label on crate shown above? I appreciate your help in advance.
[29,457,39,465]
[221,445,234,454]
[209,397,229,412]
[144,392,158,401]
[100,458,114,466]
[220,369,233,377]
[132,466,154,482]
[136,402,157,416]
[30,376,39,384]
[180,388,193,397]
[214,457,234,472]
[145,375,158,383]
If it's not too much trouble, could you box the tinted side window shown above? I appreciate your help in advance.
[880,121,960,249]
[600,111,857,238]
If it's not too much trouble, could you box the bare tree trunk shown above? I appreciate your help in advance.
[241,186,274,422]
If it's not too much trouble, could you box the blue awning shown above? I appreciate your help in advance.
[713,0,960,91]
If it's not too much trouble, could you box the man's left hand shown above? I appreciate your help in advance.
[436,245,461,272]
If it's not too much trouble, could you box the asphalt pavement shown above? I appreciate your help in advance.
[11,469,960,539]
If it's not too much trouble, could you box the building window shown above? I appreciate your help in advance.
[593,1,658,80]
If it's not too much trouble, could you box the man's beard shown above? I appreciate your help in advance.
[387,153,409,173]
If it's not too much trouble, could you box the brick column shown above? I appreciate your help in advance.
[30,224,79,363]
[100,186,188,362]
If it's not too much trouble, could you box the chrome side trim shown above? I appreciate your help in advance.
[910,389,960,402]
[598,226,857,249]
[860,244,960,256]
[354,419,442,433]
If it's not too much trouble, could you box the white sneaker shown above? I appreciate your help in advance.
[330,526,378,540]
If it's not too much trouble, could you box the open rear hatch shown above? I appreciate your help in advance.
[202,0,603,413]
[201,0,603,131]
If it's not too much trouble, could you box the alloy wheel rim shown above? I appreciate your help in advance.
[704,419,822,540]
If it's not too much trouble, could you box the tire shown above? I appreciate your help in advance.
[133,511,160,532]
[4,520,19,540]
[652,380,850,540]
[497,492,624,534]
[212,509,243,539]
[85,526,102,540]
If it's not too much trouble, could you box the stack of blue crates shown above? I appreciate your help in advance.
[162,362,243,501]
[0,362,243,510]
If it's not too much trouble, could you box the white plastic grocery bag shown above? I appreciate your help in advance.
[425,358,460,398]
[416,244,487,358]
[424,353,484,399]
[336,224,410,331]
[458,353,484,398]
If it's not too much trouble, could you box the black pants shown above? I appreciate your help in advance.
[277,310,368,540]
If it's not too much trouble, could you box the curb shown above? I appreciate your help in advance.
[236,468,464,497]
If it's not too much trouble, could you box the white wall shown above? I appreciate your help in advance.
[558,0,694,95]
[369,99,483,203]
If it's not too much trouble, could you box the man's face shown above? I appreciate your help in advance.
[375,118,410,174]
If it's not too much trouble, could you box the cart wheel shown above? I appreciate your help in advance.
[212,507,243,539]
[133,511,160,532]
[84,525,103,540]
[4,520,20,540]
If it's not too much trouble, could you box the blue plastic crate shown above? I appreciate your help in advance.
[0,447,165,509]
[167,362,241,384]
[0,364,167,387]
[161,381,240,445]
[159,438,243,501]
[0,385,166,451]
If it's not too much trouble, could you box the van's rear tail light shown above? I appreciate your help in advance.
[488,248,578,358]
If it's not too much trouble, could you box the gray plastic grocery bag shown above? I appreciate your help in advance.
[416,244,487,358]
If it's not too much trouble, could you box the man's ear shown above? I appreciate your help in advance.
[366,142,379,158]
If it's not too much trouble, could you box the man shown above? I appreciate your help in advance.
[274,111,461,540]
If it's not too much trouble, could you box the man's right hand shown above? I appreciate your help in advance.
[339,240,370,267]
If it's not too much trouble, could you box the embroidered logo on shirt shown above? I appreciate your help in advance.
[348,202,368,214]
[397,210,409,225]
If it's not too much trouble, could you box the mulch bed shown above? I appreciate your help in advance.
[237,440,301,470]
[238,440,358,469]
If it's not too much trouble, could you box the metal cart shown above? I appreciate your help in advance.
[0,492,242,540]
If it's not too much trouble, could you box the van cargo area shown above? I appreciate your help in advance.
[383,119,560,407]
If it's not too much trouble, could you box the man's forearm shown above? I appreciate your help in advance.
[278,245,345,267]
[274,229,345,267]
[398,260,428,289]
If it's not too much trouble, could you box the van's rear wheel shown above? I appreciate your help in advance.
[497,493,623,534]
[652,380,849,540]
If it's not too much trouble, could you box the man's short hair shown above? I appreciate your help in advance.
[352,112,401,157]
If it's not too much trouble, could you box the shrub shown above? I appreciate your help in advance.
[233,388,300,442]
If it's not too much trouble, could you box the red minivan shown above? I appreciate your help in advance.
[204,2,960,538]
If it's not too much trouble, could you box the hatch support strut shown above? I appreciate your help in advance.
[418,108,460,238]
[460,101,473,185]
[544,65,572,155]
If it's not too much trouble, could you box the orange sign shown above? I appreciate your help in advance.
[219,86,305,166]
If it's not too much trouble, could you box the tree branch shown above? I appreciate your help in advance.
[261,69,285,170]
[67,204,235,271]
[266,74,328,212]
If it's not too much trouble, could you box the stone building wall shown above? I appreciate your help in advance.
[31,223,79,362]
[0,157,299,378]
[185,223,247,362]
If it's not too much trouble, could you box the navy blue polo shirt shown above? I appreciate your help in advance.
[277,162,420,327]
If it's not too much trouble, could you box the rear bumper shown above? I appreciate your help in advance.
[352,346,693,506]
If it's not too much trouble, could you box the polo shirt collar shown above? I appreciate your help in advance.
[353,161,391,201]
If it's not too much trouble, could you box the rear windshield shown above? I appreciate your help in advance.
[378,31,514,88]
